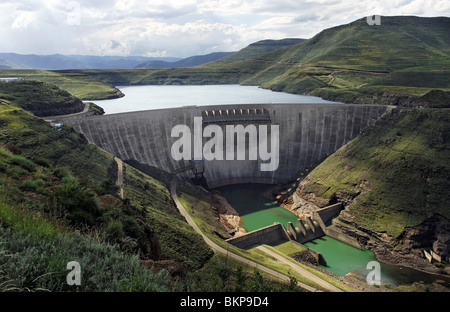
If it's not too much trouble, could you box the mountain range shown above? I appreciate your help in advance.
[0,39,306,70]
[0,53,183,70]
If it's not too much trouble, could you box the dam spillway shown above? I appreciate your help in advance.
[67,103,389,188]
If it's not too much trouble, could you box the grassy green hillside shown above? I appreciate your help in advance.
[290,108,450,241]
[212,38,305,64]
[0,69,123,100]
[0,80,85,117]
[259,17,450,70]
[258,16,450,105]
[0,83,217,290]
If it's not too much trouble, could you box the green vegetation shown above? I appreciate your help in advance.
[0,82,216,290]
[0,80,84,117]
[0,224,171,292]
[0,69,123,100]
[177,183,232,240]
[212,38,305,65]
[180,254,303,292]
[296,108,450,238]
[123,165,213,270]
[87,102,105,115]
[265,240,308,255]
[0,144,171,291]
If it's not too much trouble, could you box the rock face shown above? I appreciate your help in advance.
[399,215,450,261]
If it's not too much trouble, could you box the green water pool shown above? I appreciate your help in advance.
[217,183,449,287]
[218,183,298,232]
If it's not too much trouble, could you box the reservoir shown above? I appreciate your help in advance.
[91,84,339,114]
[218,183,450,287]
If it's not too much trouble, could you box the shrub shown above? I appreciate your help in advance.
[67,209,95,226]
[52,167,69,179]
[0,224,171,292]
[34,158,51,169]
[6,166,28,179]
[103,219,126,243]
[56,176,100,219]
[19,179,46,194]
[7,155,36,172]
[0,160,6,172]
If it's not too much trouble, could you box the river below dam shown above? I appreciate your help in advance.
[217,184,449,287]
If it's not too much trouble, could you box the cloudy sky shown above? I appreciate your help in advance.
[1,0,449,58]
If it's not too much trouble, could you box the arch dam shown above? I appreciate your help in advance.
[67,103,389,189]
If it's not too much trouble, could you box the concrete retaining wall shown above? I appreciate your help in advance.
[326,227,361,249]
[316,203,343,224]
[226,223,290,249]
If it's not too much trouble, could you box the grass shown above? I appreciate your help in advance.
[0,202,65,239]
[0,69,123,100]
[296,108,450,238]
[0,223,171,292]
[265,239,307,255]
[0,82,215,289]
[0,80,85,117]
[177,183,232,240]
[123,164,213,270]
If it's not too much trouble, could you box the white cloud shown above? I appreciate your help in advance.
[11,11,36,30]
[0,0,448,57]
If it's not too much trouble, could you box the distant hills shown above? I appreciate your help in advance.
[133,39,306,69]
[0,39,306,70]
[0,53,182,70]
[0,51,236,70]
[135,52,234,69]
[211,38,305,64]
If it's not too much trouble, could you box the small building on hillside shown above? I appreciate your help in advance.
[0,77,25,82]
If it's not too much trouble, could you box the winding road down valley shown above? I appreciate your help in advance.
[169,177,343,292]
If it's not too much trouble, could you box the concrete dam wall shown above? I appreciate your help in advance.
[68,103,388,188]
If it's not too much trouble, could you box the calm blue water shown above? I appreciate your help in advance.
[92,85,339,114]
